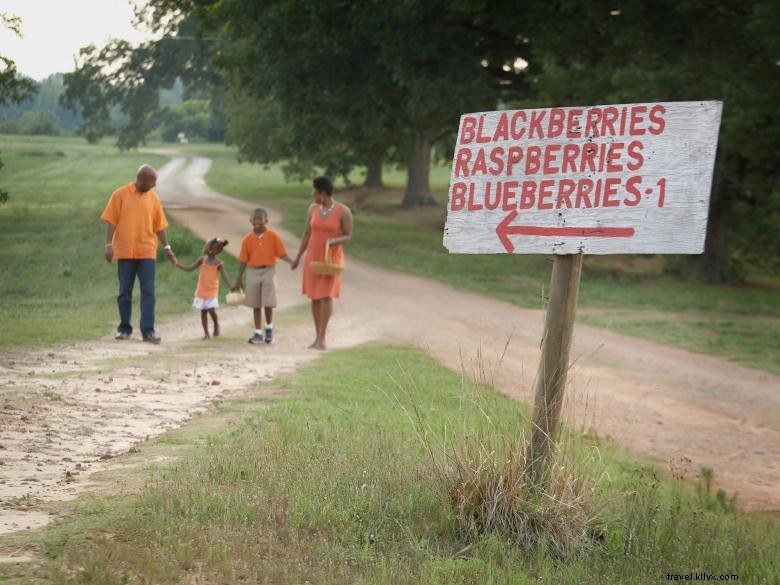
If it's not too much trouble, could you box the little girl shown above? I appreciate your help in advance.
[175,238,233,339]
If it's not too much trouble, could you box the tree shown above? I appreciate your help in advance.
[525,0,780,281]
[364,0,531,206]
[61,16,225,149]
[0,13,36,204]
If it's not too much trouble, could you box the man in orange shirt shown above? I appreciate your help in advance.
[101,165,176,344]
[234,208,293,344]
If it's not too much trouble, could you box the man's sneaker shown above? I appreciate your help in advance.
[115,331,131,340]
[264,327,274,344]
[142,333,162,344]
[248,333,264,344]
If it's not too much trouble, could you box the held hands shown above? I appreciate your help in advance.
[164,249,177,265]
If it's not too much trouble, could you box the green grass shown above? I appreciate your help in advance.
[1,344,776,583]
[0,135,238,348]
[183,142,780,375]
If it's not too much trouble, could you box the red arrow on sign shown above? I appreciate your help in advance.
[496,211,636,253]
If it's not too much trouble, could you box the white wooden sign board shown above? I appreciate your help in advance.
[443,101,722,254]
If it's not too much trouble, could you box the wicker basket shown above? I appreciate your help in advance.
[310,242,344,276]
[225,289,246,306]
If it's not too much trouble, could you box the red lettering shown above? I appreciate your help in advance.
[502,181,518,210]
[543,144,561,174]
[629,105,647,136]
[627,141,644,171]
[601,107,618,136]
[575,179,594,208]
[548,108,565,138]
[580,143,597,173]
[476,116,491,143]
[519,181,536,209]
[598,143,607,172]
[566,108,583,138]
[561,144,579,173]
[606,142,624,173]
[538,179,555,209]
[556,179,575,208]
[528,110,546,139]
[603,177,621,207]
[489,147,505,176]
[493,113,509,141]
[485,182,502,210]
[619,106,628,135]
[584,107,601,138]
[593,178,603,207]
[648,104,666,135]
[624,176,642,206]
[510,111,526,139]
[460,117,477,144]
[526,146,542,174]
[472,149,488,175]
[455,148,471,177]
[507,147,523,175]
[451,182,466,210]
[467,182,483,210]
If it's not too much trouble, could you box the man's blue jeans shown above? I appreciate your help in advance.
[117,259,156,336]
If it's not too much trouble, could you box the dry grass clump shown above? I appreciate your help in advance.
[448,431,603,558]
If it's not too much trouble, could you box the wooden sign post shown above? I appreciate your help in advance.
[443,101,722,486]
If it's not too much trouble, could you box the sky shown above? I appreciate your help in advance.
[1,0,155,81]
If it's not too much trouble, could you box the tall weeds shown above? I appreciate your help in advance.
[384,353,607,559]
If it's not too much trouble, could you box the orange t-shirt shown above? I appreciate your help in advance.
[101,183,169,260]
[239,229,287,267]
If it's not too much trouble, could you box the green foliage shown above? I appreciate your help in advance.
[0,74,84,135]
[526,0,780,281]
[61,16,226,149]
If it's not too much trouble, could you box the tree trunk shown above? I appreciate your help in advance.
[700,151,739,283]
[363,157,384,188]
[402,132,435,207]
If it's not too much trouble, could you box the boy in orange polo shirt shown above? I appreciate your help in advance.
[234,208,293,344]
[101,165,176,343]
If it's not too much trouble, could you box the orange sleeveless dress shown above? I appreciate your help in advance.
[193,260,222,309]
[302,204,345,300]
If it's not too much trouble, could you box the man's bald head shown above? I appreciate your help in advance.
[135,164,157,193]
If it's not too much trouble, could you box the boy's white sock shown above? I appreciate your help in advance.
[255,329,262,335]
[265,323,273,329]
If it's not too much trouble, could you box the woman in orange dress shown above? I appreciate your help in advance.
[292,176,353,350]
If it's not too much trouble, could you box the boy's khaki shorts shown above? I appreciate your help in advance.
[243,266,277,308]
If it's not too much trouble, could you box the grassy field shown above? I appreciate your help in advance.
[0,344,775,583]
[182,142,780,375]
[0,135,238,348]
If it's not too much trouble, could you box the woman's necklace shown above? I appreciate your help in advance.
[320,200,336,215]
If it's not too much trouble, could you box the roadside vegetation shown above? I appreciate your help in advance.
[0,344,775,584]
[0,135,238,348]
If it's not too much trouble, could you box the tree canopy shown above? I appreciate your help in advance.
[1,12,37,204]
[61,0,779,277]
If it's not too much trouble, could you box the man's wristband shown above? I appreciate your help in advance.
[105,243,113,248]
[163,244,172,251]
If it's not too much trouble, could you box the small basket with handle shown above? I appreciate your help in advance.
[310,242,344,276]
[225,289,246,306]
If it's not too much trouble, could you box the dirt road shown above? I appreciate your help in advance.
[1,153,778,536]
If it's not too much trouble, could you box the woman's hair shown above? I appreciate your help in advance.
[203,237,228,254]
[313,175,333,196]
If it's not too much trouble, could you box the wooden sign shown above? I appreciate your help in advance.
[443,101,722,255]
